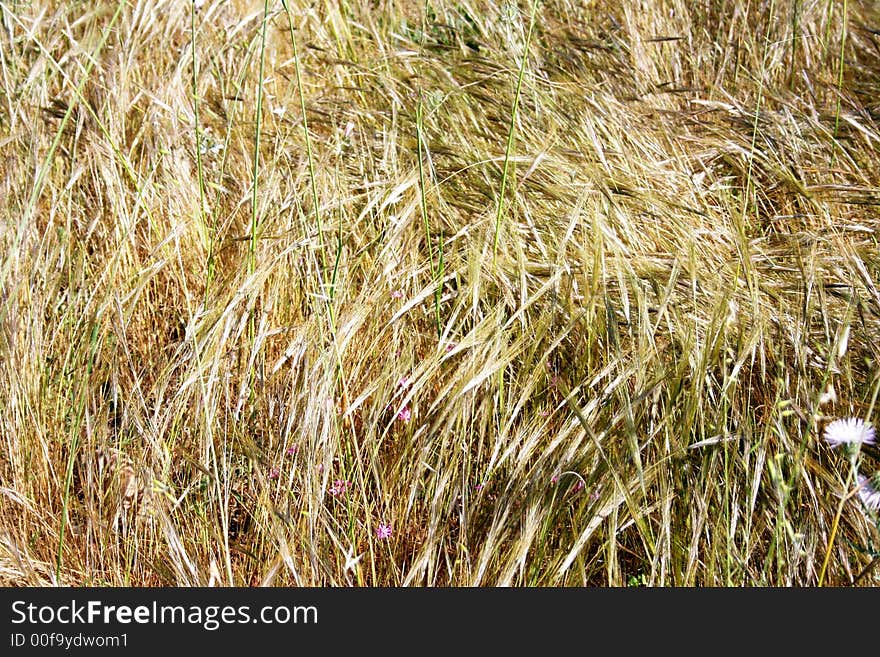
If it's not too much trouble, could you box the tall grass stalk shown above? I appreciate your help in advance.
[830,0,848,168]
[280,0,328,276]
[191,3,212,295]
[415,1,443,339]
[249,0,270,280]
[492,0,539,265]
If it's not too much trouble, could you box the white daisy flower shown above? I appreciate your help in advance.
[856,473,880,511]
[823,417,876,448]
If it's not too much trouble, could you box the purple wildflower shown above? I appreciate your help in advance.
[329,479,352,497]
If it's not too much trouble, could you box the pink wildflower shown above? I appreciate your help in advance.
[329,479,352,497]
[397,406,412,422]
[376,523,392,540]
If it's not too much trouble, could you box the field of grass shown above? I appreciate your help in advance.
[2,0,880,586]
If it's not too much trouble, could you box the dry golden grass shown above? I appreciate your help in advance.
[1,0,880,585]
